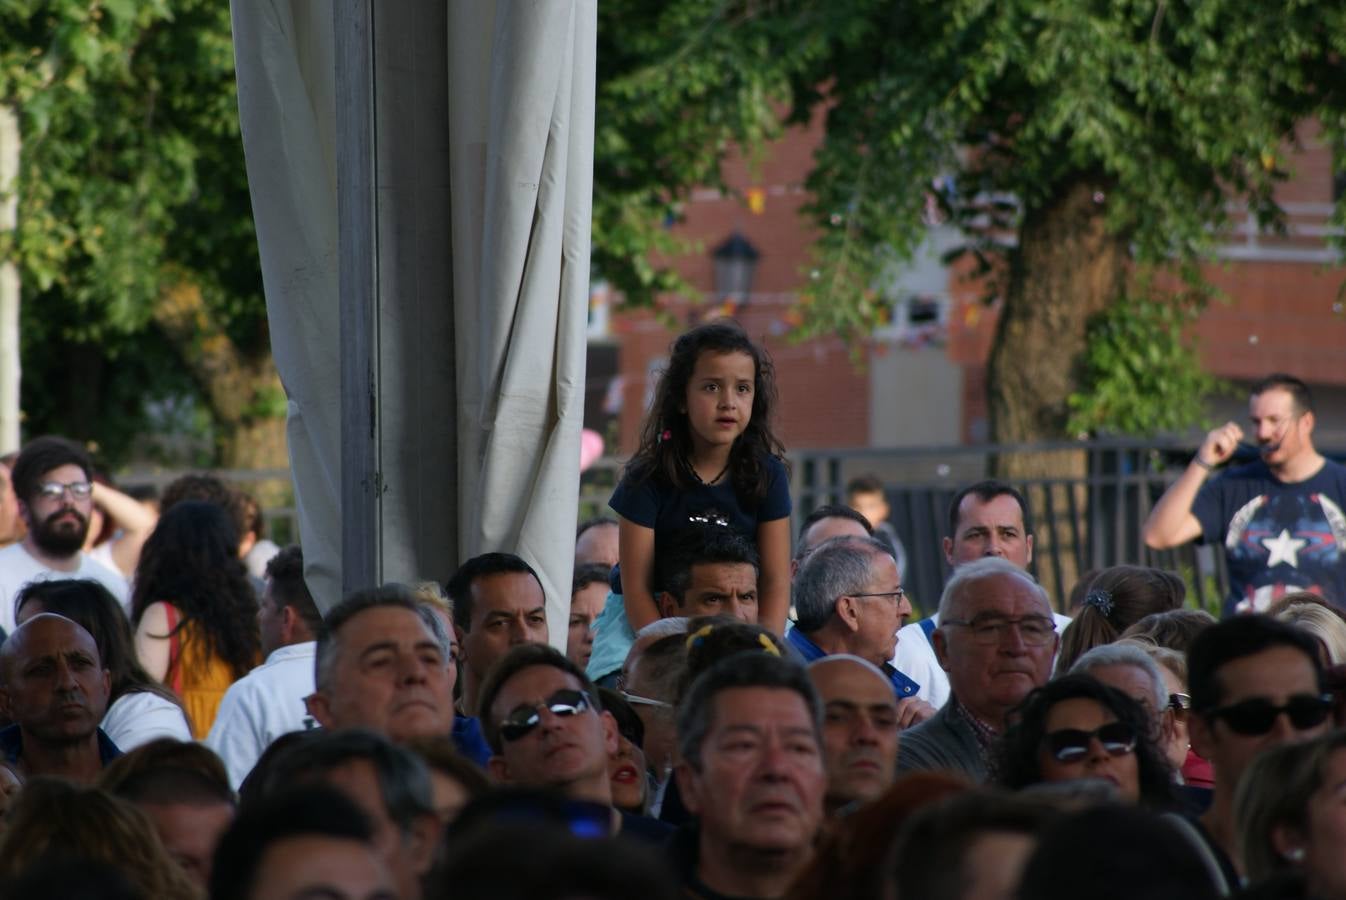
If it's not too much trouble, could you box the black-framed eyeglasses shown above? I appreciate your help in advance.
[942,615,1056,647]
[1042,722,1137,764]
[850,588,906,603]
[36,481,92,501]
[1207,694,1333,736]
[499,689,593,743]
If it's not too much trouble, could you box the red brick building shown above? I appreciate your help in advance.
[587,117,1346,454]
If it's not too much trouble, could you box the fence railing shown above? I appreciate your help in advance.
[582,438,1346,617]
[164,439,1340,616]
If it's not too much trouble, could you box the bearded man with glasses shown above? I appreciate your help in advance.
[897,557,1059,782]
[1181,614,1330,891]
[0,436,128,635]
[478,642,672,844]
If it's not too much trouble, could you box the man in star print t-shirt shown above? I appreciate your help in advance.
[1144,374,1346,614]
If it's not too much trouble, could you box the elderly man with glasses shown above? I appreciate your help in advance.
[0,436,128,635]
[897,557,1059,782]
[477,642,672,844]
[786,536,932,728]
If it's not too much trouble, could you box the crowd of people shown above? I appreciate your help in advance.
[0,321,1341,900]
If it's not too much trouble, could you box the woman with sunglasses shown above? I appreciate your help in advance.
[999,674,1177,809]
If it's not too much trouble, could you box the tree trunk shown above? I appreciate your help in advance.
[153,280,289,472]
[987,177,1128,604]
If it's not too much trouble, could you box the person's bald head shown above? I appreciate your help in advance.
[0,613,110,745]
[807,654,899,812]
[1,613,103,678]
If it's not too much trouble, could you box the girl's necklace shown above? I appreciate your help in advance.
[690,460,730,486]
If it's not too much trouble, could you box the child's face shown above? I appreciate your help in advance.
[683,350,756,454]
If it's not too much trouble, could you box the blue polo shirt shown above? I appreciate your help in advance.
[785,627,920,698]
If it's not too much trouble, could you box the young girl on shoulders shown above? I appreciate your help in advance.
[610,321,792,635]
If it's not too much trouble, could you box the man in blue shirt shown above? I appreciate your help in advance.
[786,536,934,727]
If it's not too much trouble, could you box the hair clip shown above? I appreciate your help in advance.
[757,633,781,657]
[1083,588,1114,618]
[687,623,716,650]
[658,429,672,443]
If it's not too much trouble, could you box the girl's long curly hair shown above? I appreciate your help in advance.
[629,320,786,502]
[130,500,260,679]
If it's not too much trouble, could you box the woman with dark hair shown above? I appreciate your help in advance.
[998,674,1176,810]
[1055,565,1186,674]
[131,501,260,738]
[15,579,191,750]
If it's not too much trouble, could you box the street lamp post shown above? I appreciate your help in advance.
[711,231,759,304]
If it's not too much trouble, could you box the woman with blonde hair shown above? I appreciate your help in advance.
[0,777,200,899]
[1270,592,1346,666]
[1237,730,1346,898]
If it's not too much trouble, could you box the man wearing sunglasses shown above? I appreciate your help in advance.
[478,643,671,843]
[1184,614,1329,888]
[788,536,932,725]
[0,436,128,635]
[898,557,1058,782]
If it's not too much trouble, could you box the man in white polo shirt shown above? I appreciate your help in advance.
[206,545,321,787]
[0,436,128,635]
[893,480,1070,708]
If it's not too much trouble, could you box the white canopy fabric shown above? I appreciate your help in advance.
[449,2,595,634]
[231,0,594,640]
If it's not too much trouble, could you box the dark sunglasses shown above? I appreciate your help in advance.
[500,689,593,743]
[1042,722,1137,764]
[1207,694,1333,736]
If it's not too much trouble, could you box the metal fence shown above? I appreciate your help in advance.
[171,439,1340,617]
[581,438,1343,617]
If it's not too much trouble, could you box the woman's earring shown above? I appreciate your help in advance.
[1285,847,1306,863]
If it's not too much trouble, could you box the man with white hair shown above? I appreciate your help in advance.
[896,558,1059,781]
[1072,641,1190,774]
[892,480,1070,708]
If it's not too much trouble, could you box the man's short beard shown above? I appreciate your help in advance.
[31,509,89,557]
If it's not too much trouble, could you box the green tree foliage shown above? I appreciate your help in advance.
[596,0,1346,439]
[0,0,268,462]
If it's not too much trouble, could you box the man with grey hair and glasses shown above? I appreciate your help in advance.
[304,583,490,765]
[897,557,1059,781]
[786,535,933,727]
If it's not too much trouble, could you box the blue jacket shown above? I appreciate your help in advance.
[784,627,920,698]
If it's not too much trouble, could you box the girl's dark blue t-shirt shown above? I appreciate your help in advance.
[607,455,791,593]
